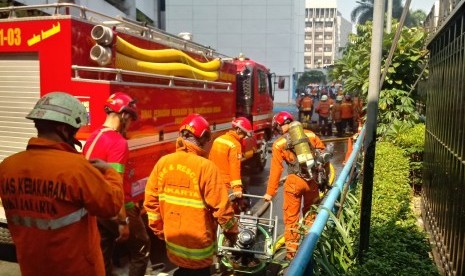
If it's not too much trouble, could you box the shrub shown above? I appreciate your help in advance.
[348,141,438,275]
[394,123,425,191]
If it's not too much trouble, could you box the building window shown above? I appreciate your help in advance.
[305,58,312,64]
[325,22,333,28]
[305,22,313,28]
[324,46,332,52]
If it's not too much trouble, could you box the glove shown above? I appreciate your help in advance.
[232,190,243,198]
[263,194,272,202]
[223,223,239,246]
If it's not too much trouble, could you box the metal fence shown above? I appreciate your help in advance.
[423,1,465,275]
[288,127,366,275]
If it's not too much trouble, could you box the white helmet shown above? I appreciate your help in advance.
[26,92,88,129]
[336,95,343,101]
[321,95,328,101]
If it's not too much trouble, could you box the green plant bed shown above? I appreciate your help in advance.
[311,141,438,275]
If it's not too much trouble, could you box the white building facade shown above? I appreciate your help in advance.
[164,0,305,104]
[304,0,351,70]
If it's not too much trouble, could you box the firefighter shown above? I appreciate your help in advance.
[209,117,253,198]
[145,114,239,276]
[352,93,365,133]
[315,95,331,136]
[332,95,344,137]
[83,92,150,276]
[340,94,355,134]
[298,92,314,127]
[263,111,325,260]
[295,92,304,121]
[0,92,124,276]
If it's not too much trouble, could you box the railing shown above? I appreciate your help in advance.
[423,2,465,273]
[71,65,232,92]
[287,126,366,275]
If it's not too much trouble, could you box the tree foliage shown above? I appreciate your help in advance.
[332,21,428,134]
[296,70,326,91]
[351,0,424,27]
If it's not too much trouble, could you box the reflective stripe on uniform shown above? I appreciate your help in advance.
[215,137,236,149]
[166,240,216,260]
[109,162,125,174]
[147,211,161,221]
[159,194,205,209]
[9,208,88,230]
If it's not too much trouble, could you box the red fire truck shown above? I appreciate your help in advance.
[0,3,274,254]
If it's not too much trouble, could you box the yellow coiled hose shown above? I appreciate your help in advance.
[115,53,219,81]
[115,36,221,72]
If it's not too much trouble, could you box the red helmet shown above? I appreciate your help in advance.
[104,92,138,120]
[273,111,294,126]
[232,117,253,137]
[179,113,211,141]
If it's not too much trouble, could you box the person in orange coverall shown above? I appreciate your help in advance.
[144,114,239,276]
[208,117,253,198]
[263,111,325,260]
[0,92,124,276]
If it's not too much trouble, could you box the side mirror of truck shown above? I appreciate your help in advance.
[278,77,285,89]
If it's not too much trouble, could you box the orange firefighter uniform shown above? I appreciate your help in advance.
[340,99,354,133]
[145,138,238,270]
[0,138,124,276]
[332,101,343,136]
[208,130,243,194]
[265,130,325,259]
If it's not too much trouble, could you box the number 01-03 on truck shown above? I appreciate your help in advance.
[0,3,275,258]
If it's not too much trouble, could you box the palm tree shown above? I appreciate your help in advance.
[351,0,410,26]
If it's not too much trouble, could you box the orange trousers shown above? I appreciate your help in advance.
[283,174,320,259]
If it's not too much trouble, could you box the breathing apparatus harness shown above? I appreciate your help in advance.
[284,121,331,192]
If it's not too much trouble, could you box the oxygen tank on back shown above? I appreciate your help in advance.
[288,121,314,169]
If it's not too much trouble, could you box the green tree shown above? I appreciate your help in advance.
[332,21,428,135]
[296,70,326,91]
[410,9,427,26]
[351,0,423,27]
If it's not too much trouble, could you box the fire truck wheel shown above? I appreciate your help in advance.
[252,142,268,172]
[0,223,16,262]
[0,223,13,245]
[252,152,266,172]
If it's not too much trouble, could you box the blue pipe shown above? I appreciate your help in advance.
[287,126,366,275]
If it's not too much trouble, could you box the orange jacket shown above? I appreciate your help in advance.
[353,96,364,120]
[300,96,313,111]
[0,138,123,276]
[208,131,243,193]
[266,130,325,198]
[340,101,354,119]
[332,102,342,122]
[315,101,331,117]
[145,138,237,269]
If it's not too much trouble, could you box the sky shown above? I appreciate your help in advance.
[336,0,438,22]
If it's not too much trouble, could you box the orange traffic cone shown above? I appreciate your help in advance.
[343,137,353,165]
